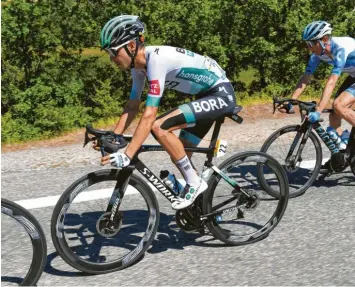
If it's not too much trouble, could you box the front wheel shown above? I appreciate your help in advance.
[202,151,289,246]
[350,159,355,176]
[51,169,160,274]
[260,124,323,197]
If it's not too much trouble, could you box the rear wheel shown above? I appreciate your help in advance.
[202,151,289,246]
[51,169,160,274]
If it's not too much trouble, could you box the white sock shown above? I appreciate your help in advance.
[175,155,200,186]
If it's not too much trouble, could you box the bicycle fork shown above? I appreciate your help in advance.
[105,168,133,226]
[285,123,313,169]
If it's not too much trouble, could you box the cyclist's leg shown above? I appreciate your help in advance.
[152,107,187,161]
[178,122,214,160]
[332,76,355,132]
[152,82,236,163]
[152,82,236,209]
[333,82,355,127]
[329,112,342,134]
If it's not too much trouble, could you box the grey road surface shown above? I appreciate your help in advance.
[1,117,354,286]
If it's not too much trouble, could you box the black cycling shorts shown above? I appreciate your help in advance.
[155,82,236,146]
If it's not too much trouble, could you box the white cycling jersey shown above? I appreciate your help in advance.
[129,46,229,106]
[305,36,355,77]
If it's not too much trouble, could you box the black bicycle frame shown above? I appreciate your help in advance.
[312,122,340,154]
[104,118,228,219]
[103,116,252,224]
[286,118,354,166]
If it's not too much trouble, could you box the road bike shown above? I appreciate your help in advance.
[1,198,47,286]
[260,98,355,197]
[51,105,289,274]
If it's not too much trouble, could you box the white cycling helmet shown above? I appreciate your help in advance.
[302,21,332,41]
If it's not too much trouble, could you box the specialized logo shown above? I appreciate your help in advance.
[149,80,160,95]
[140,167,179,202]
[192,97,228,113]
[176,68,219,88]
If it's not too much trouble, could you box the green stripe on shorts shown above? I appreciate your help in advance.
[178,104,196,124]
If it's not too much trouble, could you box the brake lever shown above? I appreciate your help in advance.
[273,102,282,114]
[100,146,107,157]
[83,131,92,148]
[83,131,98,148]
[272,97,280,114]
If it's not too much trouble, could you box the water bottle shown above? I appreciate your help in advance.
[327,126,346,150]
[160,170,184,195]
[341,129,350,147]
[200,166,211,181]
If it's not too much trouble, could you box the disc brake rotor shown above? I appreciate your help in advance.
[96,211,123,238]
[285,156,302,172]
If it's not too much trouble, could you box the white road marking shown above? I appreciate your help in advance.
[14,179,186,210]
[13,158,328,210]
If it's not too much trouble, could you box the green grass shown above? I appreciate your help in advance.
[238,67,257,87]
[239,95,271,107]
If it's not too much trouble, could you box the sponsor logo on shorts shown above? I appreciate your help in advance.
[192,97,229,113]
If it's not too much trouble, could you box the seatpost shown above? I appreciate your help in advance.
[205,118,224,166]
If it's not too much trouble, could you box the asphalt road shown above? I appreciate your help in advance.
[2,146,355,286]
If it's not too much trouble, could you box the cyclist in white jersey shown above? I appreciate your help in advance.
[285,21,355,131]
[99,15,237,210]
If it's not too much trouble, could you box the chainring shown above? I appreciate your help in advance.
[175,196,205,233]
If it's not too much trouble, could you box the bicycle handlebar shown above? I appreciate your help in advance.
[83,124,130,154]
[273,97,317,114]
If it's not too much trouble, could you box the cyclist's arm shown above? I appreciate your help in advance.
[125,51,167,159]
[113,99,140,134]
[292,54,320,100]
[316,74,339,113]
[113,69,146,134]
[125,106,158,159]
[316,47,347,112]
[291,74,312,100]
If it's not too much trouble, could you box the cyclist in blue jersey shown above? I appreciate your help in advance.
[98,15,237,210]
[286,21,355,131]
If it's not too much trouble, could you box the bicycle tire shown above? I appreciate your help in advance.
[1,198,47,286]
[260,124,322,197]
[51,169,160,274]
[202,151,289,246]
[351,160,355,176]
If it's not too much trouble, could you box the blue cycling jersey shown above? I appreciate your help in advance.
[305,37,355,77]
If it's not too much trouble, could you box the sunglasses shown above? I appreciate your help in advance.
[306,40,318,48]
[106,46,121,58]
[105,40,132,58]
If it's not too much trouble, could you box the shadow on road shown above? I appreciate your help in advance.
[314,170,355,188]
[44,208,255,277]
[1,276,22,285]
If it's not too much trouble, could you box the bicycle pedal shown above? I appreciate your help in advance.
[319,168,329,175]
